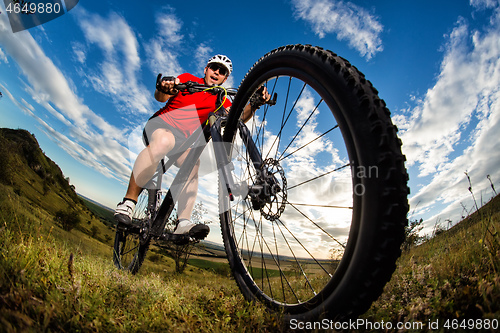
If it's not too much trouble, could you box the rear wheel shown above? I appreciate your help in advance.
[220,44,409,320]
[113,189,155,274]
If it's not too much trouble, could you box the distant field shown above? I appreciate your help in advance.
[188,258,230,271]
[80,195,115,227]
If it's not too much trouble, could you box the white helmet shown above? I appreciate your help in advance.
[207,54,233,75]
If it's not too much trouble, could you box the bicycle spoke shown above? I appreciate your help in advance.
[113,188,152,273]
[232,187,342,303]
[274,220,318,299]
[271,219,286,302]
[264,81,307,161]
[241,211,302,304]
[233,204,335,303]
[287,163,351,191]
[121,242,140,256]
[278,98,324,161]
[286,202,353,210]
[279,125,339,162]
[225,73,356,307]
[254,79,279,153]
[286,200,346,250]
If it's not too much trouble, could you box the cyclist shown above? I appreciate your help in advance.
[114,55,270,240]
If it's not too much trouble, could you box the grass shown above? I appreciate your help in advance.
[0,186,284,332]
[2,129,499,330]
[3,181,500,332]
[2,184,500,332]
[363,194,500,329]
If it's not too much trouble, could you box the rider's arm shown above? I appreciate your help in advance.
[241,86,271,123]
[155,77,180,103]
[241,104,253,123]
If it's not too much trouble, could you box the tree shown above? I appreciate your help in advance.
[402,218,424,251]
[90,225,99,238]
[169,242,193,274]
[54,209,81,231]
[0,133,13,184]
[191,201,209,224]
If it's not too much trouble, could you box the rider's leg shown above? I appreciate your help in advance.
[176,158,200,220]
[172,153,208,239]
[123,173,142,203]
[124,128,176,201]
[115,129,177,225]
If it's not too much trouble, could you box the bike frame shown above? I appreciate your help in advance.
[145,111,257,240]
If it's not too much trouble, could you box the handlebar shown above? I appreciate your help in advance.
[156,73,277,106]
[156,74,237,96]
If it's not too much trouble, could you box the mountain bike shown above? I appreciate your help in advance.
[113,44,409,321]
[113,78,243,273]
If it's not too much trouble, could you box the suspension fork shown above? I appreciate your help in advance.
[211,115,273,206]
[236,120,282,205]
[209,113,239,201]
[237,120,263,170]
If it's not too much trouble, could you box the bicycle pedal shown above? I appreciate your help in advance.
[116,223,139,233]
[188,237,201,244]
[172,234,190,246]
[161,232,190,245]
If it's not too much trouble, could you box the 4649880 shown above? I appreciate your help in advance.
[5,1,62,15]
[443,318,498,330]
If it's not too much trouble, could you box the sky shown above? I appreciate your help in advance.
[1,0,499,242]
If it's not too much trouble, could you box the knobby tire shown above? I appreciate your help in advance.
[113,189,153,274]
[219,44,409,321]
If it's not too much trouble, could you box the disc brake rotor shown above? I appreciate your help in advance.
[259,158,287,221]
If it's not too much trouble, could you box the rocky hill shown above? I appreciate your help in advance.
[0,128,83,214]
[0,128,116,240]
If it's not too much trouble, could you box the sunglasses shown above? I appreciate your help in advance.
[208,63,228,76]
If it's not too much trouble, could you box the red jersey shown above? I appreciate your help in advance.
[153,73,232,138]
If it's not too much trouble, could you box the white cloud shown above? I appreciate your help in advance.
[291,0,383,59]
[1,15,91,131]
[398,6,500,230]
[71,41,86,64]
[75,9,152,116]
[144,10,184,77]
[0,47,8,63]
[144,14,235,86]
[470,0,500,9]
[0,83,35,117]
[0,12,132,184]
[157,14,183,44]
[195,43,213,73]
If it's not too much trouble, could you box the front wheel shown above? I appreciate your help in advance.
[220,44,409,321]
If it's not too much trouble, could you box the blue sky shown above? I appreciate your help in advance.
[1,0,499,238]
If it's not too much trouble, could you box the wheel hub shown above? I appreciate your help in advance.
[248,158,287,221]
